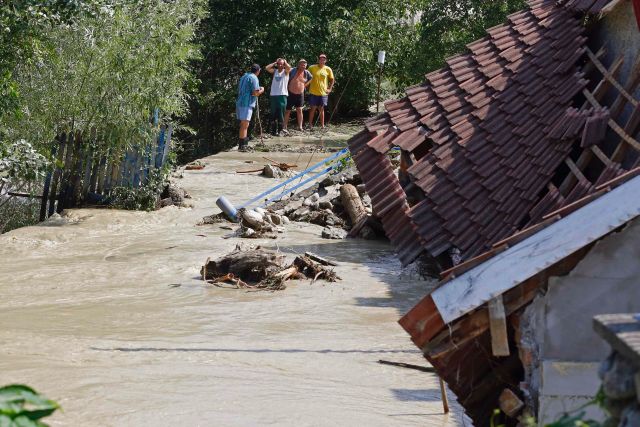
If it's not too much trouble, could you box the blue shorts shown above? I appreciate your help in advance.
[309,95,328,107]
[236,106,254,121]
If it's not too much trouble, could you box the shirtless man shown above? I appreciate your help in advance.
[284,59,313,132]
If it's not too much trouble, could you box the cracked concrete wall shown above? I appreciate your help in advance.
[521,218,640,424]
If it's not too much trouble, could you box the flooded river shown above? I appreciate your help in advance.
[0,143,467,426]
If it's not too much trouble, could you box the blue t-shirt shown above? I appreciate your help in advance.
[236,72,260,108]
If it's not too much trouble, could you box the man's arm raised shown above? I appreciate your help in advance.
[265,61,277,74]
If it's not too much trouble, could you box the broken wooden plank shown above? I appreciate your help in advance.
[559,54,624,196]
[610,55,640,120]
[236,168,264,174]
[612,104,640,162]
[439,377,450,414]
[499,388,524,418]
[542,186,610,220]
[492,215,561,249]
[583,88,640,152]
[9,192,43,199]
[565,158,589,184]
[425,275,543,359]
[488,296,510,357]
[595,166,640,191]
[304,252,338,266]
[586,48,638,109]
[377,359,436,373]
[590,145,613,167]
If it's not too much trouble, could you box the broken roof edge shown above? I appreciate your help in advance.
[429,174,640,325]
[558,0,626,15]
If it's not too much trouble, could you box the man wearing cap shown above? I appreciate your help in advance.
[265,58,292,136]
[307,54,335,129]
[284,59,313,132]
[236,63,264,151]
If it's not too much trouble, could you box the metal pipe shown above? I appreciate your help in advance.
[236,148,348,209]
[262,166,333,206]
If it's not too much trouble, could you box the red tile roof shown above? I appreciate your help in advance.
[349,0,596,264]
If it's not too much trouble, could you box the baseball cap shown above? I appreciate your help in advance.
[250,63,261,73]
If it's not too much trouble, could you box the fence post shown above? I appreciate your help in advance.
[39,142,59,221]
[48,133,68,217]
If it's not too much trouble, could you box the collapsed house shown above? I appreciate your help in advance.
[401,178,640,424]
[347,0,640,425]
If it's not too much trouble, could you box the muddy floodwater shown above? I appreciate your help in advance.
[0,140,467,426]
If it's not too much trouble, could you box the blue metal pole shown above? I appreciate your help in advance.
[262,165,333,206]
[236,147,348,209]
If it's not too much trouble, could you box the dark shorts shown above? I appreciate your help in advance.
[287,93,304,109]
[308,94,328,107]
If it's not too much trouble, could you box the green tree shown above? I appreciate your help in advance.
[4,0,205,154]
[405,0,526,78]
[0,1,91,121]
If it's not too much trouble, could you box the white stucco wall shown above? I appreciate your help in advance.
[524,218,640,424]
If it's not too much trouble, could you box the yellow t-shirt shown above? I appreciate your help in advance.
[308,65,334,96]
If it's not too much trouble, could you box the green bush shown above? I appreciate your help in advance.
[0,384,59,427]
[108,165,170,212]
[0,198,41,234]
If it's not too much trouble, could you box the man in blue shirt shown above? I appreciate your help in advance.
[236,63,264,151]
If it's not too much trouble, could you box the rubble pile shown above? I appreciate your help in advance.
[236,207,289,238]
[198,166,385,241]
[160,184,193,208]
[267,166,381,240]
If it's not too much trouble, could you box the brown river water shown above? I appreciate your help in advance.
[0,141,468,426]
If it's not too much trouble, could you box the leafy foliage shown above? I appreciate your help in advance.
[0,384,59,427]
[4,0,205,155]
[108,164,171,212]
[408,0,526,77]
[0,1,92,120]
[0,140,50,233]
[0,140,49,185]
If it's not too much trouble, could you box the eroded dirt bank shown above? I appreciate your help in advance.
[0,139,467,426]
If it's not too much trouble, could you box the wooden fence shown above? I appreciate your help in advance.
[39,124,173,220]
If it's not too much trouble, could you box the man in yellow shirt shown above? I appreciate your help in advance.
[307,54,335,130]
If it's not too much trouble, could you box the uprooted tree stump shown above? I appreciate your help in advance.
[201,247,285,283]
[340,184,367,225]
[201,247,340,291]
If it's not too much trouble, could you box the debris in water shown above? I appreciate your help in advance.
[185,160,205,170]
[197,213,230,225]
[201,246,340,291]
